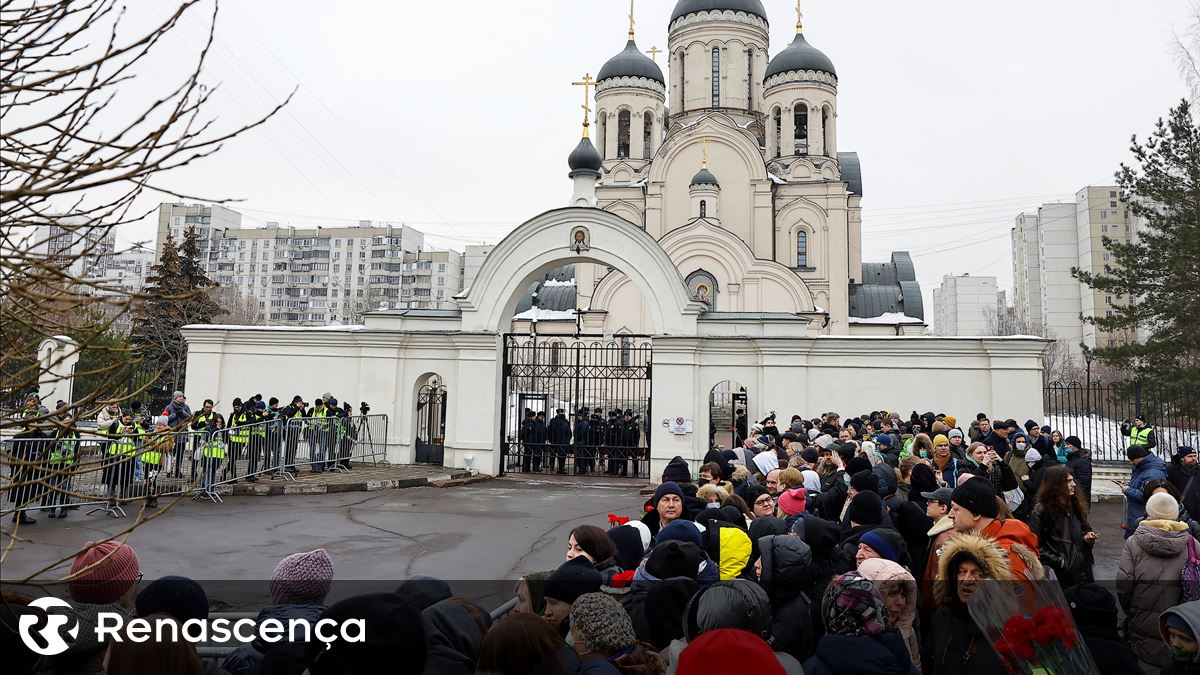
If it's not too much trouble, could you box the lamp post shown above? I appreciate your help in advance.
[1084,352,1093,417]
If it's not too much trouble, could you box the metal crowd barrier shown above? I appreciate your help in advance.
[1,414,390,517]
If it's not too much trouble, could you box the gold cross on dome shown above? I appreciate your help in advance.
[646,45,661,62]
[628,0,636,40]
[701,137,708,169]
[795,0,804,34]
[572,73,596,137]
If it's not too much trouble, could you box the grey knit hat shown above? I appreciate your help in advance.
[569,592,635,654]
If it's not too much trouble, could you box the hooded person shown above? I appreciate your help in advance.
[695,513,752,581]
[225,548,335,675]
[1124,444,1169,537]
[743,516,790,578]
[802,572,920,675]
[607,522,649,572]
[949,478,1042,581]
[639,578,699,651]
[669,579,803,673]
[1160,600,1200,675]
[1118,491,1196,672]
[303,593,426,675]
[857,559,921,671]
[421,598,489,675]
[756,535,818,662]
[1064,583,1145,675]
[925,535,1012,675]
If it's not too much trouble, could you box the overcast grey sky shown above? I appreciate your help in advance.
[118,0,1192,311]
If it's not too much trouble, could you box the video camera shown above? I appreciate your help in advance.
[360,401,370,416]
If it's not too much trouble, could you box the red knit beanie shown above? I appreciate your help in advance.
[69,540,140,604]
[676,628,784,675]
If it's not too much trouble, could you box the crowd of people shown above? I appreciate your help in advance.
[7,391,372,525]
[5,408,1200,675]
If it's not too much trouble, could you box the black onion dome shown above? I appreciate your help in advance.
[690,167,719,187]
[670,0,767,23]
[597,40,665,84]
[568,136,603,172]
[764,33,837,81]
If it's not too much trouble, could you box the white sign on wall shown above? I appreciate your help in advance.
[669,417,693,435]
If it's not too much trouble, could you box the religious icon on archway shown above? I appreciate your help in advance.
[570,226,590,252]
[694,284,710,304]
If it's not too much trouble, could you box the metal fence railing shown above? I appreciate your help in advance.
[1,414,389,517]
[1044,381,1199,463]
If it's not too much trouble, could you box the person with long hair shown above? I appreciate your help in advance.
[476,612,580,675]
[1028,465,1098,585]
[566,525,621,582]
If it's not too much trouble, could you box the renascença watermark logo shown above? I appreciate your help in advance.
[19,597,79,656]
[18,596,365,654]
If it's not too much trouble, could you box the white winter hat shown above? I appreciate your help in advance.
[1146,492,1180,521]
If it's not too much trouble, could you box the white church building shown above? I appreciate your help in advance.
[182,0,1047,480]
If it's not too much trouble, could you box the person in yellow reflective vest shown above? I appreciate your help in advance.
[140,416,172,508]
[188,399,216,481]
[279,395,307,474]
[307,397,331,473]
[43,410,79,519]
[200,414,226,492]
[225,398,253,482]
[1122,415,1158,451]
[246,401,269,482]
[103,411,141,508]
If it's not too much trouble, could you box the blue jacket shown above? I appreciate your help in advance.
[1124,452,1168,537]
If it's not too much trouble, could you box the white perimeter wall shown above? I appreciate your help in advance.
[183,324,1047,481]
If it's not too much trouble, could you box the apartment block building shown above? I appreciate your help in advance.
[462,244,495,294]
[1010,186,1130,364]
[931,274,1004,336]
[155,203,463,326]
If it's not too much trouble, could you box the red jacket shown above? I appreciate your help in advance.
[981,517,1041,580]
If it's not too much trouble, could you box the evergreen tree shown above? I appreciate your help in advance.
[131,229,220,394]
[1072,100,1200,392]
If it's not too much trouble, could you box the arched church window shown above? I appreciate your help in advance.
[796,230,808,268]
[746,47,754,108]
[822,106,832,156]
[794,103,808,140]
[772,108,781,158]
[597,115,606,159]
[643,111,653,158]
[550,342,561,370]
[711,48,720,108]
[678,50,686,110]
[699,200,707,218]
[617,110,630,159]
[620,337,632,367]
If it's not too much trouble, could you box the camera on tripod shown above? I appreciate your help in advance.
[359,401,370,416]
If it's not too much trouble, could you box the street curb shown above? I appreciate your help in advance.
[218,470,473,497]
[430,474,493,488]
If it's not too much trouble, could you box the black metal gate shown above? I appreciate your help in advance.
[415,384,447,464]
[500,333,652,478]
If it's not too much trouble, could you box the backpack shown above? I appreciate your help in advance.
[1182,537,1200,602]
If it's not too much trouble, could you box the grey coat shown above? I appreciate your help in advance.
[1118,520,1195,672]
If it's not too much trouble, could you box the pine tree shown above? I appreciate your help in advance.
[130,229,220,394]
[1072,100,1200,391]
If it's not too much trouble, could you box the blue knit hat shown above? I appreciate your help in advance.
[653,481,684,505]
[859,529,901,564]
[655,520,702,549]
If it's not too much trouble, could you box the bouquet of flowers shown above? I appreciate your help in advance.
[967,579,1098,674]
[607,513,631,528]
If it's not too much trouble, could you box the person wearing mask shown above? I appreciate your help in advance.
[1028,465,1098,585]
[1160,601,1200,675]
[1168,446,1200,525]
[1120,444,1169,537]
[929,435,963,488]
[802,572,920,675]
[1119,492,1197,672]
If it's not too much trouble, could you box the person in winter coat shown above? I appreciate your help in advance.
[626,540,718,647]
[1064,583,1146,675]
[929,435,966,488]
[1160,600,1200,675]
[1124,415,1159,450]
[546,409,572,474]
[567,525,623,583]
[924,535,1011,675]
[568,593,665,675]
[963,442,1020,493]
[1062,435,1093,502]
[1049,429,1068,462]
[1028,465,1098,585]
[755,534,818,662]
[421,597,489,675]
[1118,492,1198,673]
[475,612,593,675]
[858,558,921,671]
[675,628,784,675]
[668,579,803,673]
[918,486,957,620]
[949,478,1042,581]
[1168,446,1200,526]
[803,572,920,675]
[1145,480,1200,540]
[224,548,334,675]
[1123,445,1170,537]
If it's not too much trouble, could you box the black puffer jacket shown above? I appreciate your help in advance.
[1028,503,1094,585]
[757,535,818,662]
[683,579,774,643]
